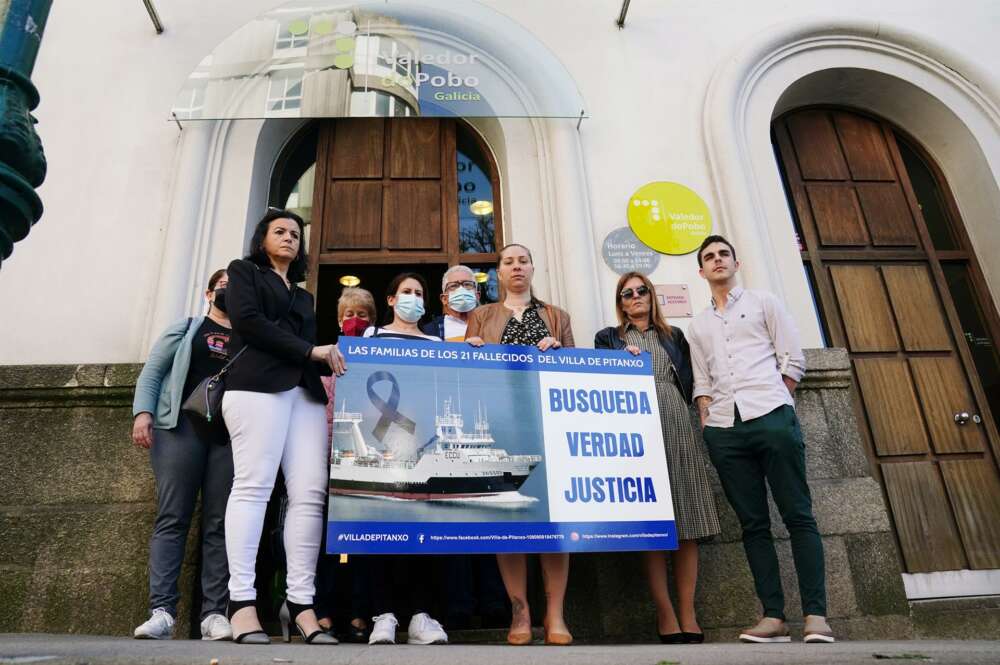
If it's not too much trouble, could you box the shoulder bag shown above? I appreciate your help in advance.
[181,288,297,429]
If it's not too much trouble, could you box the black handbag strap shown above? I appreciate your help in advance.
[213,286,298,381]
[213,346,247,380]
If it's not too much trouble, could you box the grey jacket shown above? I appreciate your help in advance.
[132,317,203,430]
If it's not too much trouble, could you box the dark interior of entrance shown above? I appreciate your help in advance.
[315,262,498,343]
[316,263,446,341]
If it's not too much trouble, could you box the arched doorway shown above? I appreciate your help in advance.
[773,107,1000,587]
[273,117,503,341]
[153,0,601,346]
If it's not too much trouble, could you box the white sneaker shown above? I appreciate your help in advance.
[369,613,399,645]
[407,612,448,645]
[133,607,174,640]
[200,613,233,641]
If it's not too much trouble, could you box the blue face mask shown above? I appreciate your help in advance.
[394,293,425,323]
[447,288,477,313]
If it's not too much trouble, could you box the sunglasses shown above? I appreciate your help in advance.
[620,285,650,300]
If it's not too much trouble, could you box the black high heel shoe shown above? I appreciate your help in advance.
[682,631,705,644]
[279,600,339,644]
[659,632,686,644]
[228,599,270,645]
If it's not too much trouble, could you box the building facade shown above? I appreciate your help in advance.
[1,0,999,638]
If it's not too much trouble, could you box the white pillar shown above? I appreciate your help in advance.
[143,121,216,352]
[544,119,602,347]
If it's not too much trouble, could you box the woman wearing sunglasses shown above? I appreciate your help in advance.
[594,271,720,644]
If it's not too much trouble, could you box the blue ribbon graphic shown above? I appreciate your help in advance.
[365,371,416,441]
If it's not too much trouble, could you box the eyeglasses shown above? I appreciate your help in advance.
[444,280,477,292]
[620,285,650,300]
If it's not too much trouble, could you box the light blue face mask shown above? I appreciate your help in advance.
[447,288,477,313]
[394,293,425,323]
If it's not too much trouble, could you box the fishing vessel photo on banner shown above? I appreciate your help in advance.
[329,391,544,506]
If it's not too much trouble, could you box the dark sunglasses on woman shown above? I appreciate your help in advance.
[620,285,650,300]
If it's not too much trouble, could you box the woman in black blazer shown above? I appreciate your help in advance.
[223,209,344,645]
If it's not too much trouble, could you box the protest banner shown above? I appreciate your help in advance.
[326,337,677,554]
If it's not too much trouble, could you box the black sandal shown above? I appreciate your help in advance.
[228,599,270,644]
[279,600,338,644]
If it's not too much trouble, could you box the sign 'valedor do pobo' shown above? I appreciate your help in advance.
[171,0,585,120]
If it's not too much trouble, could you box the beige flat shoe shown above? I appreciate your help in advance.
[738,617,790,643]
[803,615,836,643]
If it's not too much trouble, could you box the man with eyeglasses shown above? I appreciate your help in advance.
[421,264,508,631]
[687,235,833,645]
[422,265,481,342]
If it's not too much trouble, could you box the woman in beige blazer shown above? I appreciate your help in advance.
[466,243,575,646]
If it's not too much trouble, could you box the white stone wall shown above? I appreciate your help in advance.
[2,0,998,364]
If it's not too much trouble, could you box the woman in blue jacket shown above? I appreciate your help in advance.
[131,269,235,641]
[594,271,720,644]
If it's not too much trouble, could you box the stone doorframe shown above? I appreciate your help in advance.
[702,18,1000,597]
[702,18,1000,350]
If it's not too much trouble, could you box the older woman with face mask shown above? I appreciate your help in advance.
[466,243,575,646]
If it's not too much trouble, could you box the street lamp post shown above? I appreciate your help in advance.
[0,0,51,269]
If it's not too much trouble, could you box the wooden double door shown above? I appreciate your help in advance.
[303,117,502,340]
[305,117,500,273]
[774,108,1000,574]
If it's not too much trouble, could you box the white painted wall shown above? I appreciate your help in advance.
[2,0,998,364]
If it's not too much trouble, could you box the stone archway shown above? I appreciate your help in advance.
[702,19,1000,348]
[699,16,1000,610]
[145,5,600,351]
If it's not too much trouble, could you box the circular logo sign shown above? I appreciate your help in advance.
[627,182,712,255]
[601,227,660,275]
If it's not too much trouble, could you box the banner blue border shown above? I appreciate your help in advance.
[327,338,673,555]
[340,337,651,375]
[327,520,677,554]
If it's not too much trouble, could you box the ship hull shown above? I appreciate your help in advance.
[329,472,531,500]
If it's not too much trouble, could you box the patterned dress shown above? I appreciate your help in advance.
[500,306,550,345]
[625,325,721,541]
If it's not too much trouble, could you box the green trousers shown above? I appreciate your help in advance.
[703,404,827,620]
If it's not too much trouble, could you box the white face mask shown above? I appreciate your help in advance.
[394,293,425,322]
[447,288,477,313]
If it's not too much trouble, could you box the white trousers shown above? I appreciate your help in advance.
[223,387,328,604]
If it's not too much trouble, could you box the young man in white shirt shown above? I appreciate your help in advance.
[687,235,833,644]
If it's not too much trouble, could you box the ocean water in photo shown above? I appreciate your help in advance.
[329,480,549,523]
